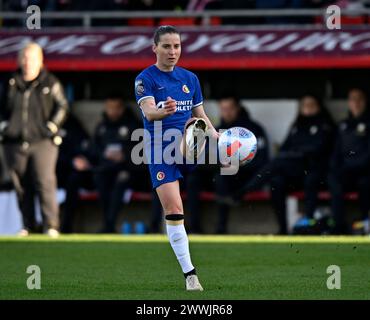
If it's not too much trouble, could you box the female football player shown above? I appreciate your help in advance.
[135,25,219,291]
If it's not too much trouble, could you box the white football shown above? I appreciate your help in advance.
[218,126,257,167]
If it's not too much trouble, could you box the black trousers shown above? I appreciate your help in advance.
[240,160,324,235]
[270,170,322,235]
[214,167,257,234]
[94,168,131,233]
[4,139,59,230]
[61,167,131,233]
[60,170,95,233]
[149,190,163,233]
[328,168,370,234]
[186,165,217,233]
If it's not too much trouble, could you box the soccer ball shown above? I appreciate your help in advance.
[218,127,257,167]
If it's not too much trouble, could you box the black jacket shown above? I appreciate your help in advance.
[277,113,336,171]
[217,108,269,170]
[88,110,140,172]
[330,110,370,173]
[0,68,68,143]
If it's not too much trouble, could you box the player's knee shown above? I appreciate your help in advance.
[163,205,183,214]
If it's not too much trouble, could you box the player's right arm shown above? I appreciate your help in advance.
[135,74,177,122]
[140,96,177,122]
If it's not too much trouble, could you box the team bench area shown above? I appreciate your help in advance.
[76,190,359,234]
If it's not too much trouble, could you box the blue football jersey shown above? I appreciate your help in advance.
[135,65,203,135]
[134,65,204,187]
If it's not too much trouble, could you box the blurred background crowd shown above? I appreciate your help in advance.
[2,0,369,11]
[1,0,370,26]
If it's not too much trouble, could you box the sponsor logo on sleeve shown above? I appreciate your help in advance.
[135,79,145,96]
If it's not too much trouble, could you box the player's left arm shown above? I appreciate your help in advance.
[192,105,220,139]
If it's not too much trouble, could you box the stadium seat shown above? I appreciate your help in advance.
[127,18,155,27]
[158,17,196,26]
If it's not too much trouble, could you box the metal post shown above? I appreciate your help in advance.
[83,14,91,28]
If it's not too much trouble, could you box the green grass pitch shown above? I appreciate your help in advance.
[0,235,369,300]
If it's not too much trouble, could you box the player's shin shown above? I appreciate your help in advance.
[165,214,195,274]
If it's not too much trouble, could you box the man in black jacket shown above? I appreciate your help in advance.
[266,96,335,234]
[57,114,93,233]
[0,42,68,237]
[68,95,141,233]
[328,88,370,234]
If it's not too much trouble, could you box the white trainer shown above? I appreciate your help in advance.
[17,229,29,237]
[47,228,60,238]
[185,118,208,160]
[186,274,204,291]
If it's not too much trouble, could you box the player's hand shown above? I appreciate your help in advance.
[163,96,177,116]
[210,128,221,139]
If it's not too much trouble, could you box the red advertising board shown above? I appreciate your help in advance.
[1,27,370,70]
